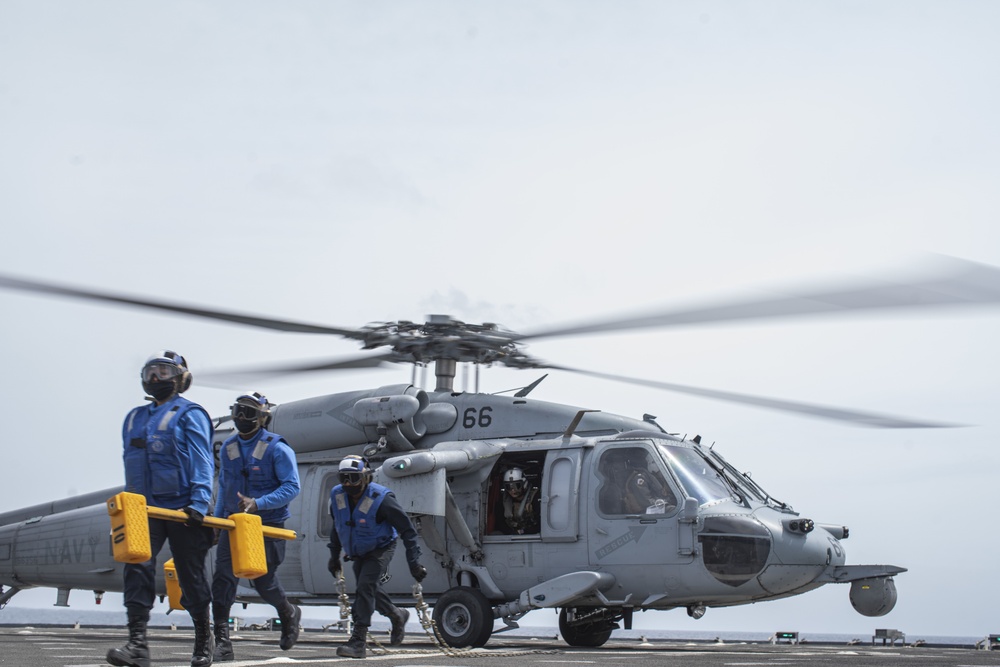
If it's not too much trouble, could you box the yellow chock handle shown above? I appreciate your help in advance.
[108,491,296,579]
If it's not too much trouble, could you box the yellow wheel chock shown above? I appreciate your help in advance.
[107,491,296,579]
[163,557,184,610]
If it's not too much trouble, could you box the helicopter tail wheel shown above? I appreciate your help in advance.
[431,586,494,648]
[558,607,615,647]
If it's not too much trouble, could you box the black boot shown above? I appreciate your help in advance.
[106,608,150,667]
[277,601,302,651]
[212,618,234,662]
[389,606,409,646]
[190,611,214,667]
[336,624,368,659]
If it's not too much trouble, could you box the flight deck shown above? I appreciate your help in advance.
[2,625,999,667]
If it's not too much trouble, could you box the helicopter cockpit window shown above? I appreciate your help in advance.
[598,447,677,516]
[656,443,734,505]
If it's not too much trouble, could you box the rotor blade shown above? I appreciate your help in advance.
[520,257,1000,341]
[0,273,367,337]
[548,365,962,428]
[197,352,399,386]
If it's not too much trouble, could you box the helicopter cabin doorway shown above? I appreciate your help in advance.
[485,452,544,538]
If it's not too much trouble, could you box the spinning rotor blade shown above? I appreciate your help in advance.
[197,352,399,386]
[549,365,961,429]
[0,274,366,337]
[521,257,1000,341]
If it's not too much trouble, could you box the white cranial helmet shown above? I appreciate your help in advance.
[503,467,527,494]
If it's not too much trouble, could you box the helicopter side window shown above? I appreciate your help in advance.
[598,452,627,514]
[635,459,677,515]
[599,447,677,515]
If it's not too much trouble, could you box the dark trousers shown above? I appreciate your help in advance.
[211,526,288,621]
[123,517,213,616]
[350,540,398,627]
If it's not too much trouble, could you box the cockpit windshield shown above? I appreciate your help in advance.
[656,443,735,505]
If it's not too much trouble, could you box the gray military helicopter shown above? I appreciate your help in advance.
[1,259,999,648]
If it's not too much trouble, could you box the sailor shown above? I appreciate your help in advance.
[108,351,215,667]
[328,455,427,659]
[210,392,301,662]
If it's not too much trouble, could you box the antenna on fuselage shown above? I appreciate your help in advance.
[563,409,600,438]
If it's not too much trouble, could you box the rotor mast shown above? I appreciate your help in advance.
[435,358,457,393]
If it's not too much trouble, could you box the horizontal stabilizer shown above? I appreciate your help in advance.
[816,564,907,583]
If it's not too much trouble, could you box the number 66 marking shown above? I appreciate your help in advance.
[462,406,493,428]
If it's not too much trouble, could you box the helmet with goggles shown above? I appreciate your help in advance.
[231,392,272,435]
[141,350,192,398]
[338,454,371,486]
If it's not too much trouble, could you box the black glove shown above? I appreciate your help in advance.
[182,507,205,528]
[409,563,427,582]
[328,556,342,578]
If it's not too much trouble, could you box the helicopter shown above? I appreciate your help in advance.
[1,258,999,648]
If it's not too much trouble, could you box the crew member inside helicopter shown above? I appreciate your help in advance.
[499,467,540,535]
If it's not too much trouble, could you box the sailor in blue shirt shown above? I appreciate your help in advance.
[210,392,301,662]
[328,455,427,659]
[108,351,215,667]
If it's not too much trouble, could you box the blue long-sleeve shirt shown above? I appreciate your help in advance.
[175,408,215,516]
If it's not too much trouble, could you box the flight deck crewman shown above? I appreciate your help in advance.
[328,455,427,659]
[210,392,301,662]
[107,351,215,667]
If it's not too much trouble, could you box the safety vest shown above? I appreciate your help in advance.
[217,429,291,524]
[122,396,207,510]
[330,482,397,557]
[503,483,539,533]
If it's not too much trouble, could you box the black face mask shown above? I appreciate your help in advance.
[345,481,367,500]
[143,380,176,402]
[234,417,259,435]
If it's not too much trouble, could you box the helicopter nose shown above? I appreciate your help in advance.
[755,512,847,594]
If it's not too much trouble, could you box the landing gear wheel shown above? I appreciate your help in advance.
[432,586,494,648]
[559,607,614,647]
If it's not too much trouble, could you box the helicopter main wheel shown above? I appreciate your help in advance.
[432,586,494,648]
[558,607,615,647]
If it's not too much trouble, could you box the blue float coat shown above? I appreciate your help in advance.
[214,428,300,524]
[122,395,214,516]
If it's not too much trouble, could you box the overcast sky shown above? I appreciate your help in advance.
[2,0,999,639]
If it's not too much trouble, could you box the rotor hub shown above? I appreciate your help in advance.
[360,316,544,369]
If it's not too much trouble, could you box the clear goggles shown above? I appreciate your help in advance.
[339,471,365,485]
[142,362,181,382]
